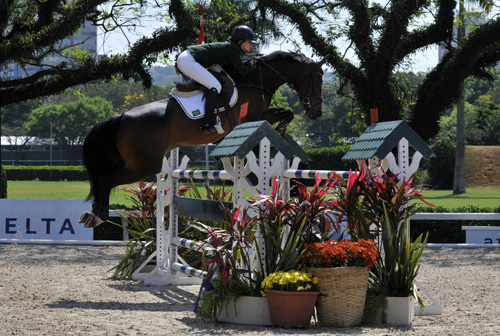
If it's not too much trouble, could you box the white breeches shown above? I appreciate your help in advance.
[177,50,222,93]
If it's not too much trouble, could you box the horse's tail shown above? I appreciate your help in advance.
[83,113,125,201]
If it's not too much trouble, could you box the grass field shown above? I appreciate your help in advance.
[419,186,500,209]
[7,181,135,206]
[6,180,500,209]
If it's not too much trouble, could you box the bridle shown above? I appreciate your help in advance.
[257,61,323,113]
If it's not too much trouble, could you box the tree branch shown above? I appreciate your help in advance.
[0,0,197,108]
[411,16,500,140]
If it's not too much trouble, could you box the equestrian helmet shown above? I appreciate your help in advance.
[231,25,258,44]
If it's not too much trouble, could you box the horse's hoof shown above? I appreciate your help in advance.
[79,211,104,228]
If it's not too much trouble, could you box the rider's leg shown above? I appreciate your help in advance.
[177,50,222,92]
[177,50,222,133]
[202,88,219,133]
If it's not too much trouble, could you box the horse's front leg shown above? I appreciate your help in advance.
[265,107,294,137]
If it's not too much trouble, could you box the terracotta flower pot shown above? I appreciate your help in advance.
[264,289,319,329]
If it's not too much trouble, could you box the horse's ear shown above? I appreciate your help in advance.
[312,55,329,75]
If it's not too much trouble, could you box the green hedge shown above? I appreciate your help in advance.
[4,165,88,181]
[410,205,500,244]
[305,144,357,171]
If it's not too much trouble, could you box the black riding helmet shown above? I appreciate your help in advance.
[231,25,258,44]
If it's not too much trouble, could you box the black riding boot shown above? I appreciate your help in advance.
[202,88,219,134]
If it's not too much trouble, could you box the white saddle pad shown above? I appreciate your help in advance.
[170,72,238,120]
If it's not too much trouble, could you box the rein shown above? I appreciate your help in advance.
[238,60,323,112]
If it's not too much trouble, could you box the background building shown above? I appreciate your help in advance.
[4,21,97,79]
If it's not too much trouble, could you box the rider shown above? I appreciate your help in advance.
[177,25,259,134]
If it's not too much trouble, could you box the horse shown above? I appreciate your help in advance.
[80,51,326,228]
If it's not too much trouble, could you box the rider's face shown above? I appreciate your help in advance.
[241,40,254,52]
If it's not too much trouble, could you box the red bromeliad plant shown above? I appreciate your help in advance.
[328,162,435,241]
[328,163,370,237]
[193,204,261,319]
[359,172,435,234]
[110,181,192,279]
[253,174,339,243]
[301,239,379,270]
[251,177,305,276]
[190,204,256,293]
[124,181,158,219]
[108,181,159,279]
[292,172,339,243]
[251,174,339,277]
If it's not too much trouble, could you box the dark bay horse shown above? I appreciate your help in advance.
[80,51,325,228]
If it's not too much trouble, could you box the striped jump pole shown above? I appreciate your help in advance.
[171,262,207,279]
[172,236,215,255]
[283,169,353,180]
[171,169,233,181]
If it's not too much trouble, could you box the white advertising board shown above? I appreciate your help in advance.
[0,199,92,241]
[463,226,500,245]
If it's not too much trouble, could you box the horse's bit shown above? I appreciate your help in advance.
[255,60,324,113]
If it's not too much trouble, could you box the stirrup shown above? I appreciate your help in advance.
[213,116,224,134]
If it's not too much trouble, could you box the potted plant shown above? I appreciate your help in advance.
[198,174,337,325]
[252,175,338,277]
[261,270,320,328]
[369,204,429,325]
[356,172,433,325]
[302,239,379,327]
[193,204,266,324]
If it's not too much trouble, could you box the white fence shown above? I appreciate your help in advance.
[410,213,500,247]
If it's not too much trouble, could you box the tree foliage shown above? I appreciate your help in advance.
[255,0,500,140]
[2,0,500,143]
[24,96,114,163]
[1,0,198,107]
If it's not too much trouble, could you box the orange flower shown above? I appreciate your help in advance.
[301,239,378,269]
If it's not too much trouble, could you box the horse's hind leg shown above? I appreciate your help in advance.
[93,176,113,221]
[86,161,162,228]
[79,175,113,228]
[80,170,133,228]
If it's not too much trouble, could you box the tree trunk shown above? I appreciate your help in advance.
[0,107,3,198]
[453,83,466,195]
[453,3,466,195]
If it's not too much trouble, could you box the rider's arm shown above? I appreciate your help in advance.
[226,44,256,76]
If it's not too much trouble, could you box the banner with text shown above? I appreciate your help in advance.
[0,199,92,241]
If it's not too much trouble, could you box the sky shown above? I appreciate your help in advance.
[96,0,500,74]
[97,13,441,74]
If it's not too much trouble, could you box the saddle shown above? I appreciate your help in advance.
[172,65,235,109]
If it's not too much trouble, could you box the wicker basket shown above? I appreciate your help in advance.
[309,266,369,327]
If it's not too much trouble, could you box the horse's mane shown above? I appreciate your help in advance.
[242,51,313,64]
[263,51,313,64]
